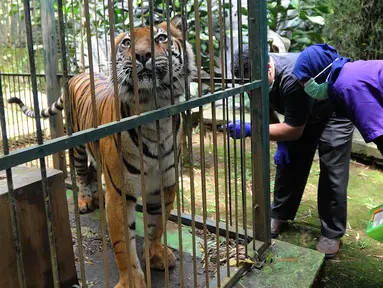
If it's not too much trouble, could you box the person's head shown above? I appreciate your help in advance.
[233,44,275,86]
[292,44,340,100]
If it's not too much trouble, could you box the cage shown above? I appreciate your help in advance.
[0,0,271,287]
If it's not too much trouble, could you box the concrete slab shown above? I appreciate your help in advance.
[68,212,206,288]
[66,193,207,288]
[234,240,325,288]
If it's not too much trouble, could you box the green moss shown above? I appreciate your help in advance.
[280,160,383,287]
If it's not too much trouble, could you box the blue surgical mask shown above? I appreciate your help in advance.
[303,58,339,101]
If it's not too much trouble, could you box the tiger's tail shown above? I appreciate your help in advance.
[8,95,65,119]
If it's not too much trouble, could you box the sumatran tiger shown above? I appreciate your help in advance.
[8,16,196,288]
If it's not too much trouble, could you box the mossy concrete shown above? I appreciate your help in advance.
[234,240,325,288]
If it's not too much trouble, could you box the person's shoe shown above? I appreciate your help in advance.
[316,236,341,258]
[271,218,287,238]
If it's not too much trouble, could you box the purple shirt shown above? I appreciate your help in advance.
[332,60,383,142]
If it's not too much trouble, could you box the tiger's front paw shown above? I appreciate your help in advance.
[78,186,95,214]
[115,270,146,288]
[145,244,176,270]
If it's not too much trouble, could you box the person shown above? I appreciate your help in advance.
[292,44,383,156]
[227,44,355,258]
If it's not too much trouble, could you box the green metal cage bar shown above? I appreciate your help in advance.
[0,81,261,171]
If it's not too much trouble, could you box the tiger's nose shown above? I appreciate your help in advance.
[136,52,151,64]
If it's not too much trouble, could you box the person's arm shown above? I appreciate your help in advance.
[269,81,312,141]
[269,122,305,141]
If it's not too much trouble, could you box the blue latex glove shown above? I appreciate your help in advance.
[223,120,251,139]
[274,142,290,169]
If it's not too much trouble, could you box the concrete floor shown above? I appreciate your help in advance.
[69,211,207,288]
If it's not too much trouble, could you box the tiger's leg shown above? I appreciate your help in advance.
[87,160,100,209]
[74,145,95,214]
[104,162,145,288]
[144,185,177,270]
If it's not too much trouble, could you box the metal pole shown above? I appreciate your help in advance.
[40,0,67,177]
[249,0,271,252]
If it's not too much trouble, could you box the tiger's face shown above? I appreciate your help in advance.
[113,16,196,95]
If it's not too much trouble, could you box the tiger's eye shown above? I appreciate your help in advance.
[156,34,168,43]
[121,38,131,48]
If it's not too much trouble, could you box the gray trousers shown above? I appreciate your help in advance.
[271,116,355,238]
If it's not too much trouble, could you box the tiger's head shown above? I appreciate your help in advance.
[112,15,196,101]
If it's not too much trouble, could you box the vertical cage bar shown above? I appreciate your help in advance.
[227,0,235,228]
[70,0,78,74]
[147,1,170,284]
[23,0,60,286]
[0,74,26,288]
[22,75,33,156]
[249,0,271,251]
[57,0,88,286]
[79,1,85,72]
[84,0,112,286]
[125,0,152,286]
[236,0,248,256]
[165,0,185,286]
[191,0,209,284]
[206,0,221,284]
[40,0,67,176]
[181,2,198,286]
[102,0,108,62]
[15,2,23,146]
[217,0,231,278]
[93,0,101,73]
[11,74,21,143]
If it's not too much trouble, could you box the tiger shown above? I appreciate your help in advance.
[8,15,196,288]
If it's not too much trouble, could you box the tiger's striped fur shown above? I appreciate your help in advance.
[8,16,196,288]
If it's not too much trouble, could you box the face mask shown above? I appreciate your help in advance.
[304,78,329,100]
[303,58,339,101]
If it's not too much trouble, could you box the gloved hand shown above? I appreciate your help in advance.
[223,120,252,139]
[274,142,290,169]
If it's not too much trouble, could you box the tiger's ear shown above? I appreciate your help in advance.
[170,15,185,32]
[114,33,127,47]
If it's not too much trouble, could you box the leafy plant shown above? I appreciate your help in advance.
[267,0,332,52]
[324,0,383,59]
[1,0,334,78]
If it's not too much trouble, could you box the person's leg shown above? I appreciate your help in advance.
[271,122,325,234]
[317,116,354,257]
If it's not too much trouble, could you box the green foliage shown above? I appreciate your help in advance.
[267,0,332,52]
[1,0,334,77]
[324,0,383,59]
